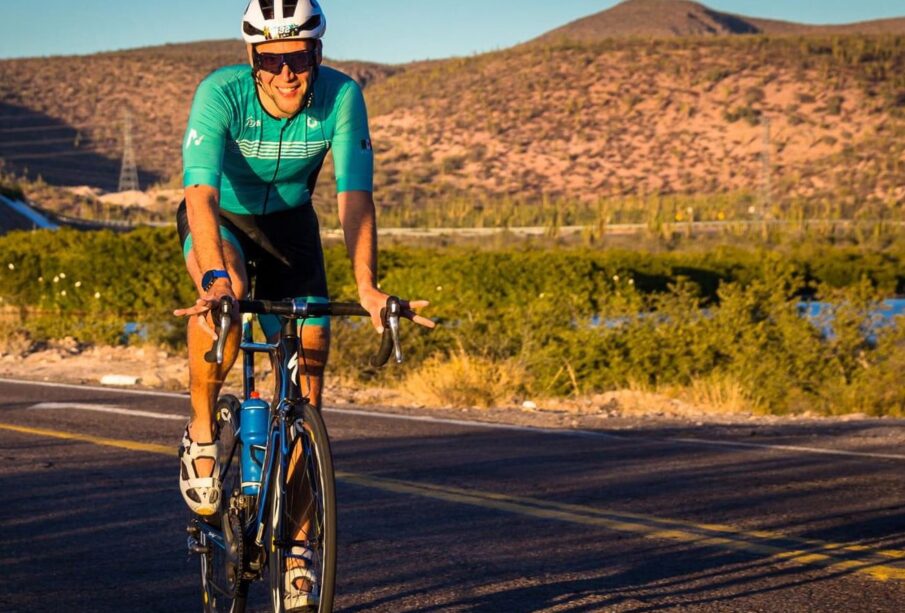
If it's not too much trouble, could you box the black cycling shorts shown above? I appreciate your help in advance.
[177,200,329,319]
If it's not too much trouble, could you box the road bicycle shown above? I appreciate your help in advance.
[187,296,404,612]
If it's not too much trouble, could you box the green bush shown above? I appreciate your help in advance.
[4,228,905,414]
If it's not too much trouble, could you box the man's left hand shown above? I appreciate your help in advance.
[359,286,436,334]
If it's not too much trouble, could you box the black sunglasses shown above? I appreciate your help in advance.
[253,49,317,75]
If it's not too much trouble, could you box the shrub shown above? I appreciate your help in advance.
[5,229,905,414]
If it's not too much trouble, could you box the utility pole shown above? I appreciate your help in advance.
[760,117,772,219]
[118,110,140,192]
[760,117,771,240]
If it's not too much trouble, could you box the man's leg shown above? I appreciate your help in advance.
[283,323,330,592]
[184,242,248,476]
[297,324,330,409]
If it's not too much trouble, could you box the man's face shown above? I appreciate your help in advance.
[247,39,317,117]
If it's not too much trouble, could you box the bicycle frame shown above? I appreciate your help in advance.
[196,311,309,572]
[189,296,403,608]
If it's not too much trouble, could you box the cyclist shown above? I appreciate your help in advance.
[173,1,433,607]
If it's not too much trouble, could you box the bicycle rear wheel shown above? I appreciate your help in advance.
[267,402,337,613]
[199,394,249,613]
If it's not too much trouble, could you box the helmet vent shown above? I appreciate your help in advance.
[284,0,300,17]
[243,21,265,38]
[300,15,321,32]
[259,0,275,20]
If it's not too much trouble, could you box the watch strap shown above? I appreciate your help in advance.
[202,269,231,292]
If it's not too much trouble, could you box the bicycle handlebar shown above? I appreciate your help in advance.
[204,296,405,368]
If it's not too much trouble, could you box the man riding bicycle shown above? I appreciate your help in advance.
[173,1,433,608]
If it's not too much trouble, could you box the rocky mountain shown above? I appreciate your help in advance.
[0,3,904,221]
[537,0,905,42]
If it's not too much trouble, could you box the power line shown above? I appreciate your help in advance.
[14,168,120,182]
[0,149,116,161]
[0,124,103,134]
[0,137,116,148]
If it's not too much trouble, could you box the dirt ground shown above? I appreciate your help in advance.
[1,340,890,432]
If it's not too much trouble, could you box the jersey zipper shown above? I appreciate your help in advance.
[261,116,291,216]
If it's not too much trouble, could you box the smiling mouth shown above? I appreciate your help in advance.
[276,85,301,97]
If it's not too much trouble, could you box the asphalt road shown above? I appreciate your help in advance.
[2,378,905,612]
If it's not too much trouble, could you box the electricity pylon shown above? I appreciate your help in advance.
[118,110,140,192]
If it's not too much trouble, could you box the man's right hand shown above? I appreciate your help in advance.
[173,279,237,340]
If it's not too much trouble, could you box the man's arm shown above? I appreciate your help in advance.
[337,190,435,332]
[173,184,236,322]
[185,184,228,275]
[337,190,385,331]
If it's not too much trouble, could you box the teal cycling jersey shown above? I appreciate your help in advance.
[183,64,373,215]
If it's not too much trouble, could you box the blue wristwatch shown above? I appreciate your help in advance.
[201,269,231,292]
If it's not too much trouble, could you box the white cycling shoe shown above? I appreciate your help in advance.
[284,546,320,612]
[178,425,222,516]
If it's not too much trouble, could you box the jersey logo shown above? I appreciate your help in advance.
[184,129,205,148]
[307,116,319,129]
[245,117,262,128]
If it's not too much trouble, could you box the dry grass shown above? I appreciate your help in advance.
[672,374,760,415]
[0,320,31,357]
[399,347,527,409]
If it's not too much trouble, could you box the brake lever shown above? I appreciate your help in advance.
[203,298,232,364]
[387,297,403,364]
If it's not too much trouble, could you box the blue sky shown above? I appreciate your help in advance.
[0,1,903,63]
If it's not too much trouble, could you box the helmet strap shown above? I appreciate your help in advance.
[304,64,319,109]
[303,41,323,109]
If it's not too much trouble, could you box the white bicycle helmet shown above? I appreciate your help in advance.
[242,0,327,44]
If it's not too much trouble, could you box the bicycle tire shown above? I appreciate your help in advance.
[200,394,249,613]
[267,402,337,613]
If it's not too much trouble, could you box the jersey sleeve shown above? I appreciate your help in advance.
[182,74,232,190]
[330,80,374,193]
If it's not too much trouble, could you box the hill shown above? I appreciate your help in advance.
[0,40,398,192]
[537,0,905,42]
[361,35,905,217]
[0,28,904,224]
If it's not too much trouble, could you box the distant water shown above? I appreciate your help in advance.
[798,299,905,341]
[798,299,905,321]
[592,299,905,340]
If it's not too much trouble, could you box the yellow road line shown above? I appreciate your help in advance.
[0,422,174,455]
[3,421,904,582]
[336,471,905,582]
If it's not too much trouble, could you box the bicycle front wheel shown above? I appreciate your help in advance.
[267,402,337,613]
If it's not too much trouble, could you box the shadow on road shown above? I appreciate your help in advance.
[2,417,904,611]
[333,424,905,612]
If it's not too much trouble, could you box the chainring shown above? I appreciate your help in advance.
[222,505,245,596]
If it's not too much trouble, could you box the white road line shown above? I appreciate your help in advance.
[327,407,627,440]
[5,377,904,461]
[0,377,187,399]
[669,437,905,461]
[30,402,185,421]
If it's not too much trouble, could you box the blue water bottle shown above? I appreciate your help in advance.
[240,391,269,495]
